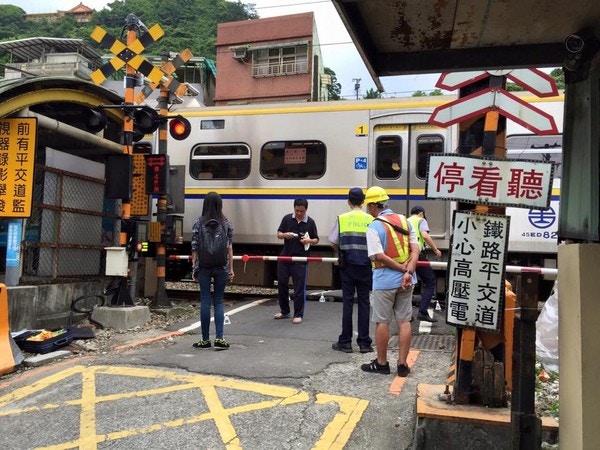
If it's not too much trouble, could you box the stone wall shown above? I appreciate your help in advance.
[7,281,107,330]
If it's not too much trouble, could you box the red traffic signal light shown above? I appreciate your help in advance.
[169,116,191,140]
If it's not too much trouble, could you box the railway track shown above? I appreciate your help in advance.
[166,282,278,303]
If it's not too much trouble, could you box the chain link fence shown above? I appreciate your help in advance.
[21,164,121,283]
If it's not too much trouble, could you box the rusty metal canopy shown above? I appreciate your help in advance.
[0,37,103,66]
[332,0,600,89]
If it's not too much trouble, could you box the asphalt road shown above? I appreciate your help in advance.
[0,296,454,450]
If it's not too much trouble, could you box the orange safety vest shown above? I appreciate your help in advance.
[372,213,411,269]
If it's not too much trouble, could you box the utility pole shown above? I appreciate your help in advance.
[352,78,361,100]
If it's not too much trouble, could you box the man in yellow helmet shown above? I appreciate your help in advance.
[361,186,419,377]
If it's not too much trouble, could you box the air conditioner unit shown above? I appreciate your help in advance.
[232,49,247,60]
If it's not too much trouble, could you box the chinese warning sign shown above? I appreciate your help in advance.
[426,154,553,209]
[447,211,509,332]
[0,118,36,217]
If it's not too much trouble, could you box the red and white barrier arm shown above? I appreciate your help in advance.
[168,254,338,263]
[416,260,558,278]
[168,254,557,277]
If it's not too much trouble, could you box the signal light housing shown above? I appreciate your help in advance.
[133,106,161,134]
[169,116,191,140]
[84,108,107,133]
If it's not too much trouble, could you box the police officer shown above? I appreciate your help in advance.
[329,187,374,353]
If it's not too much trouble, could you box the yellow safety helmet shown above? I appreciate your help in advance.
[364,186,389,204]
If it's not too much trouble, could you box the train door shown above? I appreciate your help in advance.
[370,116,450,247]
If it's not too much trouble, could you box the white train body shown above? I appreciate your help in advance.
[162,94,564,288]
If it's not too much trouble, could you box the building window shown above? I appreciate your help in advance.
[190,144,250,180]
[252,45,309,77]
[260,140,325,179]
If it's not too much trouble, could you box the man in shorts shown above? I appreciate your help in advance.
[360,186,419,377]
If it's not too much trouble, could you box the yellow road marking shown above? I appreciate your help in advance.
[0,365,368,449]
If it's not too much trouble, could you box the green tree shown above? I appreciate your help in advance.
[324,67,342,100]
[412,90,427,97]
[428,89,443,96]
[363,88,381,99]
[550,68,565,90]
[0,5,28,40]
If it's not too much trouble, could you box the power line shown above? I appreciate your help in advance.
[247,0,331,11]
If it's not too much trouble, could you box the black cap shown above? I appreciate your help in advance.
[410,205,426,216]
[348,187,365,202]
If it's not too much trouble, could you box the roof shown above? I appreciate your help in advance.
[0,37,103,65]
[332,0,600,89]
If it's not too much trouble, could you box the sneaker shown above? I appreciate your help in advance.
[214,338,230,350]
[192,339,211,349]
[417,312,438,322]
[359,345,374,353]
[332,342,353,353]
[361,358,391,374]
[397,364,411,377]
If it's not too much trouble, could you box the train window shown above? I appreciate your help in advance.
[190,144,250,180]
[375,136,402,179]
[260,141,325,179]
[506,134,563,179]
[416,135,444,179]
[200,120,225,130]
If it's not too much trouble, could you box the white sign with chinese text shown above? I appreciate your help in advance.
[427,154,553,209]
[447,211,509,332]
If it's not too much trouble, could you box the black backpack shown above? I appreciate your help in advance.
[196,219,228,268]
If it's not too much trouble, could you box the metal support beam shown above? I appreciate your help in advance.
[15,110,122,154]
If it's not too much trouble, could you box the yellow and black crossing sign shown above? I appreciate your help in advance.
[135,48,194,104]
[90,24,165,86]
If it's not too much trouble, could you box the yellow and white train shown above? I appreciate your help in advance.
[159,94,563,290]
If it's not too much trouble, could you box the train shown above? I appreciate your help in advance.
[156,93,564,295]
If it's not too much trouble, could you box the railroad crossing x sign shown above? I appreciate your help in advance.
[436,69,559,98]
[135,49,194,104]
[90,24,165,86]
[429,69,559,134]
[429,87,558,134]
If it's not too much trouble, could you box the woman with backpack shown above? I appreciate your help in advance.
[190,191,234,350]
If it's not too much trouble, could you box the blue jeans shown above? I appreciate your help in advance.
[196,267,228,340]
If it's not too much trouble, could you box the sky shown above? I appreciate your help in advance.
[2,0,444,98]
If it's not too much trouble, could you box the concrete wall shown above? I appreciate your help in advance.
[7,281,107,331]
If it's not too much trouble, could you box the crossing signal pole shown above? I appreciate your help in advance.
[90,15,165,305]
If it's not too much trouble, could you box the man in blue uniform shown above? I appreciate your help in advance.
[329,187,374,353]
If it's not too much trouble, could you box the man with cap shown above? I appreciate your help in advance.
[361,186,419,377]
[408,206,442,322]
[328,187,374,353]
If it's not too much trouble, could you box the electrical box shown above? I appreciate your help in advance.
[165,215,184,244]
[105,247,128,276]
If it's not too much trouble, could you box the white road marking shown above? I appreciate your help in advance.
[178,298,272,333]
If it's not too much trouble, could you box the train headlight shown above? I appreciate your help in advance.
[169,116,191,140]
